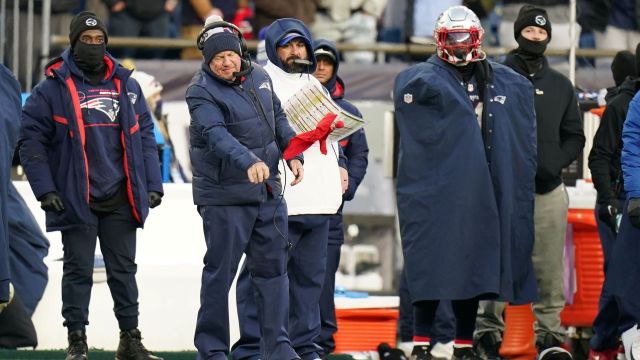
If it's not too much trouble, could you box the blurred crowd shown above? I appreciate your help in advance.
[5,0,640,63]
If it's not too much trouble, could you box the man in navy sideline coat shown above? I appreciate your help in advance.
[586,45,640,360]
[394,6,538,360]
[311,38,370,358]
[19,11,163,360]
[186,15,304,360]
[605,82,640,360]
[0,63,21,317]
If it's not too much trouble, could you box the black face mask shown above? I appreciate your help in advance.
[72,42,106,72]
[516,36,547,57]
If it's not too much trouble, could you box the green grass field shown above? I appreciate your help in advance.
[0,350,356,360]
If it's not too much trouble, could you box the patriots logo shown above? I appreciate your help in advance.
[493,95,506,104]
[259,81,271,92]
[81,97,120,122]
[128,92,137,104]
[535,15,547,26]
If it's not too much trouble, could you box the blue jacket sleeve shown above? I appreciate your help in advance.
[130,79,164,194]
[343,128,369,201]
[622,94,640,198]
[18,84,59,200]
[187,85,260,171]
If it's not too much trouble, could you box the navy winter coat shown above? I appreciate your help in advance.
[8,183,49,316]
[187,63,297,205]
[0,64,21,303]
[394,57,538,304]
[19,49,163,231]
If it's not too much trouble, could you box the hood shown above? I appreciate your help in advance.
[264,18,316,73]
[504,50,549,80]
[615,76,640,98]
[313,38,339,94]
[45,47,122,83]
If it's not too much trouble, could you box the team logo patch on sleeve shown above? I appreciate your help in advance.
[127,92,138,104]
[259,81,271,91]
[404,93,413,104]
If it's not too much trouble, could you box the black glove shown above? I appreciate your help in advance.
[40,192,65,213]
[598,198,621,232]
[148,191,163,209]
[628,198,640,228]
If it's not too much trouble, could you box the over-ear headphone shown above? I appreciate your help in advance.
[196,17,249,61]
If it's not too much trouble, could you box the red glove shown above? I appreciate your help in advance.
[283,113,344,160]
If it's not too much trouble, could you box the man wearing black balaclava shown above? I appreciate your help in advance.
[474,4,585,360]
[19,11,164,360]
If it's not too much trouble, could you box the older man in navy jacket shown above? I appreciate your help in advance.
[19,11,163,360]
[186,15,304,360]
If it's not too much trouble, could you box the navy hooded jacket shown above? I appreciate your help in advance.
[187,60,298,206]
[19,49,163,231]
[394,56,538,304]
[0,64,21,303]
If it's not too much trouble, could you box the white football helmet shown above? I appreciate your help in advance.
[434,6,486,66]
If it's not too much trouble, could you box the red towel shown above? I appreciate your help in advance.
[283,113,344,160]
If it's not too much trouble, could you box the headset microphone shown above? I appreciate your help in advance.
[292,59,313,66]
[232,67,252,79]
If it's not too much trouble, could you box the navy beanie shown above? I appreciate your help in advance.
[514,5,552,42]
[201,29,242,64]
[69,11,108,47]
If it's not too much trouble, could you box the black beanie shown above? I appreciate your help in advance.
[201,28,242,64]
[611,50,636,86]
[69,11,108,47]
[514,5,552,42]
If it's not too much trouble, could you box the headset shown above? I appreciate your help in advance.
[197,18,250,63]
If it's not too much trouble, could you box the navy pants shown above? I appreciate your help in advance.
[398,267,456,343]
[195,197,296,360]
[232,215,330,360]
[316,214,344,356]
[590,202,636,350]
[61,205,138,332]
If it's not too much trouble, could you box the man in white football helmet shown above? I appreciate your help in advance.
[433,6,486,66]
[394,5,539,360]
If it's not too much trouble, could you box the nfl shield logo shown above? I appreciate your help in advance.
[404,93,413,104]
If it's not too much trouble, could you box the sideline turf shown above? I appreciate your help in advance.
[0,350,355,359]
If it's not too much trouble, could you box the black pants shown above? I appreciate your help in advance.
[61,205,139,332]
